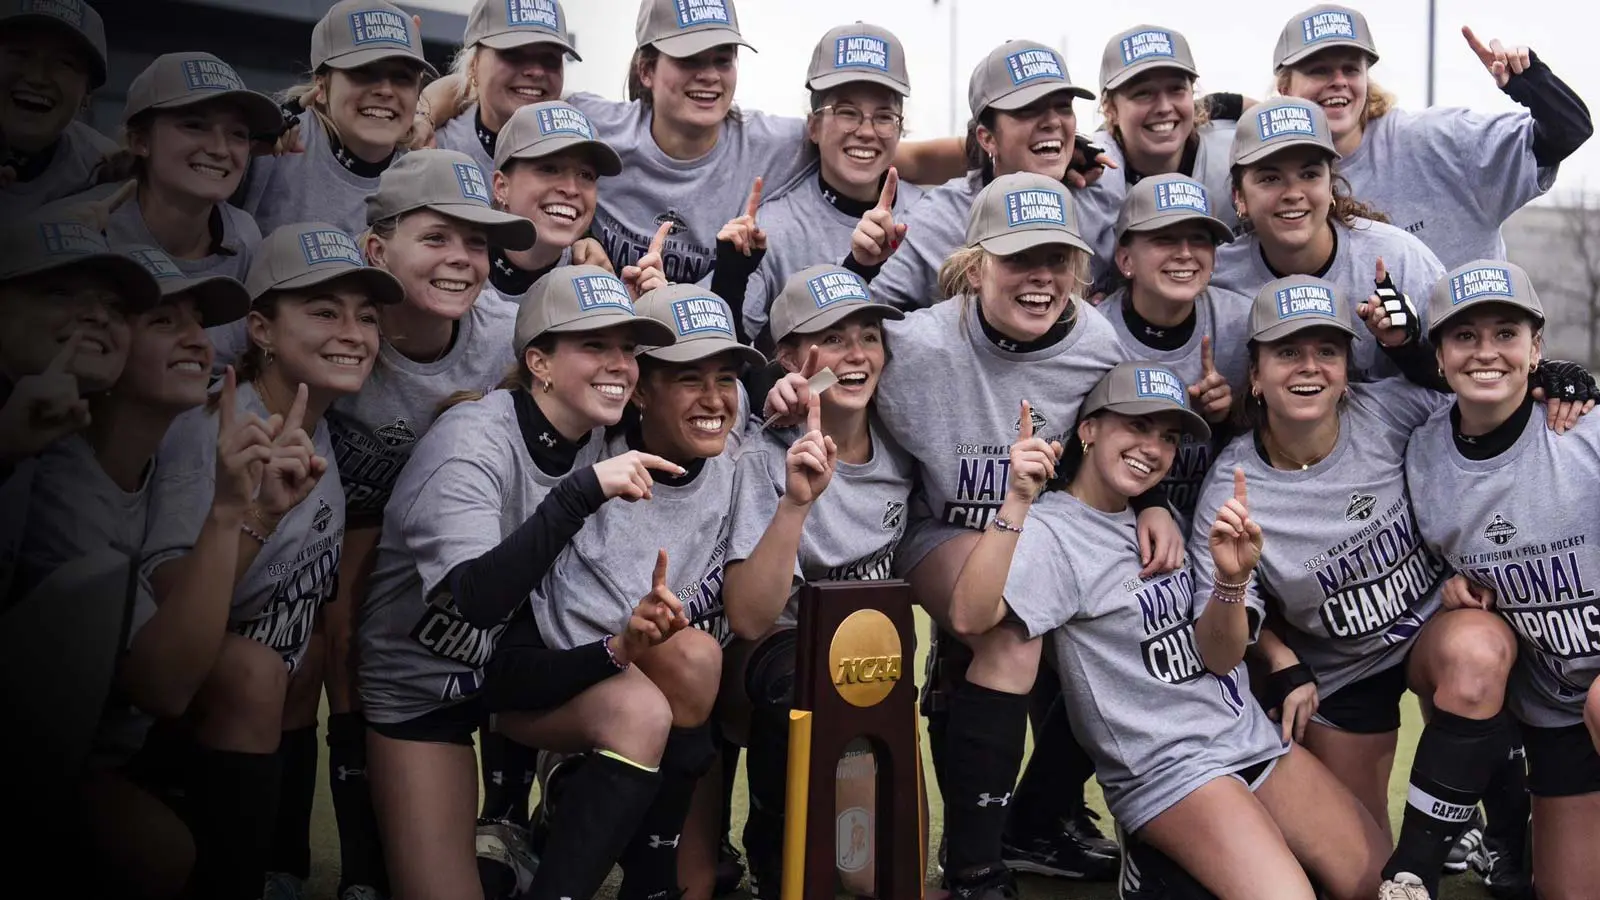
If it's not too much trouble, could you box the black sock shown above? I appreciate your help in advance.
[619,723,716,900]
[527,753,661,900]
[718,738,740,849]
[268,724,317,879]
[742,701,790,880]
[941,680,1029,879]
[1480,742,1531,855]
[327,712,387,892]
[1385,709,1512,894]
[183,746,282,900]
[922,629,970,806]
[479,729,538,827]
[1008,694,1088,840]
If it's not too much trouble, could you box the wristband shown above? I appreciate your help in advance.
[1264,662,1317,711]
[602,634,629,671]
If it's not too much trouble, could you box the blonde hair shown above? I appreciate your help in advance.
[441,361,529,412]
[448,44,482,108]
[1274,70,1397,128]
[935,244,1090,335]
[1096,76,1211,152]
[279,69,425,152]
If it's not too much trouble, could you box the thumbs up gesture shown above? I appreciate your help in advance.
[1208,467,1263,583]
[1187,336,1233,425]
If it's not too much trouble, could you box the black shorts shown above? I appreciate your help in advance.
[367,699,485,746]
[1522,721,1600,798]
[1314,660,1409,734]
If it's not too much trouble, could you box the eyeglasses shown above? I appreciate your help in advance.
[816,105,904,137]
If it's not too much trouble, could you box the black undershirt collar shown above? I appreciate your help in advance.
[623,417,707,486]
[475,107,498,160]
[1123,139,1199,187]
[1260,226,1338,279]
[1120,297,1196,350]
[818,169,881,219]
[3,141,58,183]
[1451,395,1534,460]
[490,246,558,296]
[512,388,591,477]
[976,301,1072,353]
[328,129,396,178]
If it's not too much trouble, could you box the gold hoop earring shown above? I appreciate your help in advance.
[1081,440,1091,453]
[542,378,553,394]
[263,349,275,367]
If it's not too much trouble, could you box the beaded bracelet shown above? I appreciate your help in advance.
[240,522,270,545]
[1212,575,1251,604]
[602,634,630,670]
[991,515,1024,535]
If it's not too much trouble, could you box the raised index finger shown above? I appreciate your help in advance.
[217,365,239,431]
[1200,335,1216,376]
[745,176,764,219]
[280,382,310,439]
[1374,256,1388,285]
[877,167,899,211]
[1018,400,1034,440]
[806,390,823,433]
[44,330,83,375]
[1461,26,1494,62]
[648,221,672,258]
[1233,466,1248,505]
[800,344,821,379]
[652,548,670,590]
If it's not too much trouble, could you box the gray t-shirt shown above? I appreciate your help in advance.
[1341,107,1553,269]
[0,121,115,214]
[1193,380,1451,699]
[327,298,517,527]
[1210,217,1446,381]
[742,173,925,340]
[1098,285,1253,525]
[143,382,345,672]
[433,102,495,178]
[357,389,604,723]
[105,194,260,281]
[1407,407,1600,729]
[726,421,915,630]
[874,298,1127,572]
[241,111,398,239]
[565,93,812,283]
[18,436,149,594]
[1004,490,1287,832]
[535,429,737,649]
[868,172,982,310]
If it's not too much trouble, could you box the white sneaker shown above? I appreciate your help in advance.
[1377,872,1431,900]
[262,872,306,900]
[476,818,539,894]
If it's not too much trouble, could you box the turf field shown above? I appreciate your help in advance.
[303,611,1494,899]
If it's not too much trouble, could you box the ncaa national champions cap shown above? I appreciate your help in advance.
[1231,97,1340,166]
[312,0,438,76]
[636,0,753,58]
[1114,173,1234,245]
[0,0,108,88]
[1273,4,1379,72]
[635,284,766,367]
[119,244,251,327]
[1427,260,1544,342]
[1082,361,1211,442]
[245,222,405,306]
[465,0,580,58]
[966,172,1092,257]
[806,22,911,95]
[495,101,623,175]
[513,265,677,351]
[366,149,536,250]
[1250,274,1358,343]
[969,39,1093,117]
[122,52,284,136]
[1099,25,1199,93]
[769,265,903,344]
[0,215,161,310]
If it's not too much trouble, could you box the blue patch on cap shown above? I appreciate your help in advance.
[180,57,246,92]
[20,0,85,30]
[1255,103,1317,141]
[348,9,413,48]
[536,106,595,139]
[505,0,560,30]
[833,35,890,73]
[1120,30,1176,66]
[806,271,870,308]
[38,221,105,256]
[673,0,730,29]
[571,274,633,312]
[454,162,492,205]
[1275,283,1338,320]
[127,248,183,280]
[1449,266,1515,305]
[1134,367,1187,406]
[1005,48,1065,86]
[670,296,735,337]
[1301,10,1357,45]
[1004,189,1066,228]
[300,229,363,266]
[1153,180,1209,214]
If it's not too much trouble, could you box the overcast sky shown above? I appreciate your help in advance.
[413,0,1600,202]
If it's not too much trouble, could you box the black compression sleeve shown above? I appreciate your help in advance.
[1504,51,1594,168]
[712,239,765,345]
[1383,339,1451,393]
[448,467,607,630]
[482,617,620,712]
[840,251,884,284]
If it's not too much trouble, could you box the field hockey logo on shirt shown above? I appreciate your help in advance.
[1120,30,1176,65]
[38,221,101,257]
[348,9,413,47]
[312,499,334,534]
[127,248,183,280]
[673,0,730,28]
[670,296,735,337]
[1154,181,1209,215]
[536,106,595,139]
[20,0,84,29]
[1449,266,1515,304]
[1013,406,1048,433]
[1301,10,1357,45]
[1255,104,1316,142]
[834,35,890,72]
[1275,283,1337,320]
[1004,189,1066,228]
[180,58,247,92]
[882,500,905,532]
[1484,514,1518,545]
[1005,48,1065,85]
[571,274,633,311]
[375,417,418,447]
[506,0,561,30]
[1134,368,1187,406]
[1345,492,1377,521]
[807,271,871,308]
[454,162,492,205]
[300,230,364,267]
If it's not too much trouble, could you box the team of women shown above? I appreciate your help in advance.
[3,0,1598,899]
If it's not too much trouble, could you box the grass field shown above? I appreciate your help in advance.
[302,612,1493,899]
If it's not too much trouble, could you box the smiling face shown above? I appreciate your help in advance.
[977,92,1078,179]
[0,271,131,391]
[1282,48,1370,147]
[134,102,253,203]
[1106,71,1194,167]
[1235,148,1334,254]
[367,210,490,320]
[634,352,741,461]
[1077,410,1181,500]
[1115,223,1215,306]
[475,43,565,131]
[808,83,903,196]
[493,149,600,251]
[1436,307,1542,417]
[643,46,737,133]
[972,244,1078,342]
[248,285,380,397]
[1251,330,1349,428]
[120,295,213,410]
[0,25,92,153]
[321,60,423,158]
[777,315,886,413]
[526,326,641,434]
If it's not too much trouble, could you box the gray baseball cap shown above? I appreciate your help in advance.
[967,172,1092,257]
[0,216,160,310]
[245,222,405,306]
[465,0,580,58]
[1082,361,1210,442]
[1099,25,1199,93]
[635,0,753,58]
[1250,274,1358,343]
[312,0,438,76]
[1,0,107,88]
[1114,173,1234,245]
[770,265,903,344]
[367,149,536,250]
[636,284,765,367]
[969,39,1092,117]
[513,265,677,352]
[1231,97,1339,167]
[122,52,284,137]
[119,244,251,327]
[495,101,623,176]
[1427,260,1544,342]
[806,23,910,96]
[1273,4,1379,72]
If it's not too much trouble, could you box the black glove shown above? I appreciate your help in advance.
[1200,92,1246,122]
[1531,360,1600,404]
[1068,134,1108,176]
[1372,271,1421,346]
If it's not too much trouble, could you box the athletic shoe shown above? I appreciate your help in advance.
[947,864,1020,900]
[262,872,306,900]
[1377,873,1431,900]
[338,887,382,900]
[1468,834,1534,900]
[527,750,582,855]
[1114,823,1212,900]
[1002,809,1120,880]
[1444,809,1484,874]
[475,817,539,898]
[714,836,746,896]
